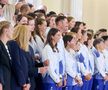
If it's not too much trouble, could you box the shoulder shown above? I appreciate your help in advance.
[35,35,40,39]
[0,40,4,51]
[43,44,53,54]
[7,40,20,50]
[8,40,18,46]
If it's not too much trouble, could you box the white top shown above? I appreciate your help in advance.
[77,43,90,76]
[45,27,50,38]
[65,48,82,85]
[88,48,95,75]
[0,16,6,21]
[103,49,108,73]
[94,51,106,78]
[42,44,60,83]
[29,37,38,54]
[57,37,66,75]
[35,35,45,60]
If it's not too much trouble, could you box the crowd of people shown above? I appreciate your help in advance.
[0,0,108,90]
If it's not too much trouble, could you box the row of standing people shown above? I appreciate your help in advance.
[0,15,108,90]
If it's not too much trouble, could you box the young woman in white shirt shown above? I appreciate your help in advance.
[42,28,62,90]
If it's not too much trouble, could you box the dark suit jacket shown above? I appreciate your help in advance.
[25,46,38,90]
[8,40,29,90]
[0,40,11,90]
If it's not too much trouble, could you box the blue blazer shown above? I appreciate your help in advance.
[25,46,39,90]
[8,40,29,90]
[0,40,11,90]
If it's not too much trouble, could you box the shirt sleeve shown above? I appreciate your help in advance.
[42,45,60,83]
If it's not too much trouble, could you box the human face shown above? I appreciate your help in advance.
[39,21,47,33]
[68,19,75,29]
[6,25,13,40]
[83,32,88,42]
[19,16,28,24]
[28,20,35,32]
[76,29,82,40]
[68,36,76,49]
[104,39,108,48]
[52,31,61,44]
[79,23,84,30]
[88,39,93,48]
[49,16,56,28]
[62,18,68,33]
[97,41,105,51]
[102,32,107,36]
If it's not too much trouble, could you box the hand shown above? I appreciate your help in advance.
[63,78,67,87]
[26,84,30,90]
[104,75,108,81]
[84,73,91,80]
[39,66,48,74]
[57,81,62,87]
[43,60,49,66]
[0,83,2,90]
[22,84,27,90]
[34,54,40,61]
[23,87,28,90]
[75,76,82,85]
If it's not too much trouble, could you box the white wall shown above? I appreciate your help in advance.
[43,0,62,14]
[83,0,108,31]
[42,0,108,31]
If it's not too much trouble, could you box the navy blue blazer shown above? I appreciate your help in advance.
[25,46,39,90]
[0,40,11,90]
[8,40,29,90]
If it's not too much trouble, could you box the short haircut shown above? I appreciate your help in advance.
[63,35,73,47]
[55,16,66,25]
[27,13,36,19]
[93,38,104,48]
[71,27,79,33]
[67,16,74,23]
[34,9,46,16]
[47,11,56,17]
[20,4,29,13]
[101,35,108,41]
[16,14,28,22]
[99,28,107,32]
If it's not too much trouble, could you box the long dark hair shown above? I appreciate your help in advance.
[35,18,46,42]
[46,28,59,52]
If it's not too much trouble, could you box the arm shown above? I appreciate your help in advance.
[42,46,60,83]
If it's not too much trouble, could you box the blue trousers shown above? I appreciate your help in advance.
[62,85,81,90]
[81,76,92,90]
[104,81,108,90]
[73,85,81,90]
[43,83,62,90]
[62,86,73,90]
[88,77,93,90]
[92,79,104,90]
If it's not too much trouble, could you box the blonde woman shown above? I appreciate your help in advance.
[8,24,31,90]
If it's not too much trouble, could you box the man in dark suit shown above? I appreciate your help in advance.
[0,21,13,90]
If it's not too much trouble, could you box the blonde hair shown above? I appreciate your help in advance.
[13,24,30,51]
